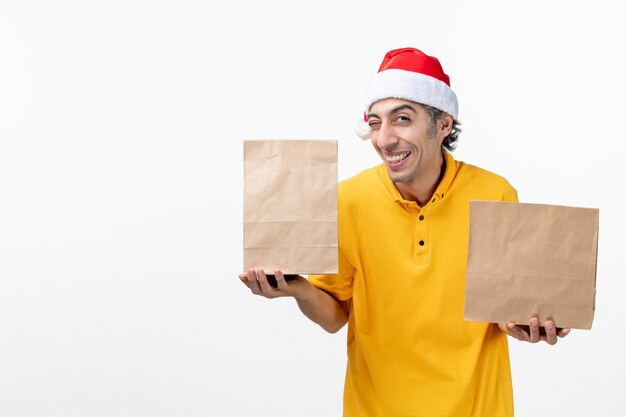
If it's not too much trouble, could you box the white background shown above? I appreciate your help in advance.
[1,1,624,416]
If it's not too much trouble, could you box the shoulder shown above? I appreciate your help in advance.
[336,164,397,219]
[458,161,514,189]
[338,164,387,198]
[454,159,518,202]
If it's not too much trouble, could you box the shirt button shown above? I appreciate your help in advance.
[419,240,425,246]
[419,215,424,221]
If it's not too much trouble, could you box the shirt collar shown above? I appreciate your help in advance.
[433,150,458,199]
[382,150,458,208]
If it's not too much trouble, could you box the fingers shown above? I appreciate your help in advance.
[544,320,557,345]
[239,273,251,289]
[529,317,540,343]
[503,318,571,345]
[246,268,262,294]
[256,270,275,294]
[505,322,529,342]
[557,327,571,338]
[275,270,289,291]
[241,269,295,298]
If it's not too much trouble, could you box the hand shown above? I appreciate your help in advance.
[239,269,308,300]
[498,318,571,345]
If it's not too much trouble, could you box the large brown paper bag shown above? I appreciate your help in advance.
[464,201,599,329]
[243,140,338,275]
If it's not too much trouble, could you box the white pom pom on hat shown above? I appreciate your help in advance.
[355,47,458,140]
[355,115,372,140]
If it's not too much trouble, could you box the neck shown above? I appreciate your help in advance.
[396,152,446,206]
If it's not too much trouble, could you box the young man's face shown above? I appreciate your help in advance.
[367,98,447,185]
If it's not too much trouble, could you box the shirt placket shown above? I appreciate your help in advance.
[414,205,429,265]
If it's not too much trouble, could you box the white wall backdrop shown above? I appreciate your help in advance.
[1,1,624,416]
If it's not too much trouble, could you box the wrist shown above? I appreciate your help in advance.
[292,277,315,303]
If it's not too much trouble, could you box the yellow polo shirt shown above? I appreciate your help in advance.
[309,151,518,417]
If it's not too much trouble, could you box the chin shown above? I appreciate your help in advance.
[387,169,415,184]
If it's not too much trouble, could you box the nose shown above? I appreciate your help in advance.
[374,121,398,149]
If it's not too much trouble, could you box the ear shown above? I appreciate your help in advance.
[439,114,453,137]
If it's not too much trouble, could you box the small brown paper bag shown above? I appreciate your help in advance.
[243,140,338,275]
[464,201,599,329]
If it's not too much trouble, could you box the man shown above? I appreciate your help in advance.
[239,47,570,417]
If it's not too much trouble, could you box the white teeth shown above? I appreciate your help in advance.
[386,151,410,163]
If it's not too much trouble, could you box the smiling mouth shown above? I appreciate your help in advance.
[385,151,411,164]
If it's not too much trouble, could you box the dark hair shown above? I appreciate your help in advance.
[423,104,462,151]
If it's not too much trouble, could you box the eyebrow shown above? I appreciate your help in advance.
[367,104,417,120]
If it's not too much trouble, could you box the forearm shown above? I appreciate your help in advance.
[295,281,349,334]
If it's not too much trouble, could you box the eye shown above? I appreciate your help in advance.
[368,120,381,129]
[396,115,411,123]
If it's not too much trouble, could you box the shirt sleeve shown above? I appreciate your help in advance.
[308,247,354,301]
[501,182,518,203]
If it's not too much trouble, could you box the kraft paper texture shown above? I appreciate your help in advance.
[243,140,338,275]
[464,201,599,330]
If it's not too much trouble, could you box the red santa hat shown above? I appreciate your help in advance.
[356,47,459,140]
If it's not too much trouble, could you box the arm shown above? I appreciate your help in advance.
[239,269,350,334]
[497,318,571,345]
